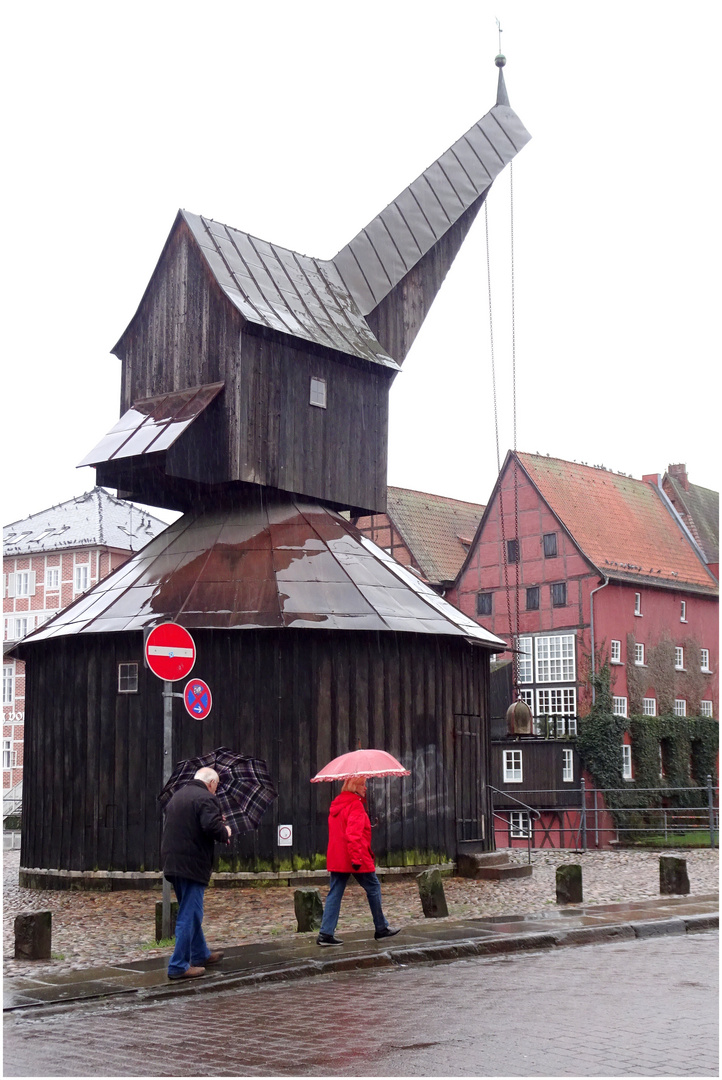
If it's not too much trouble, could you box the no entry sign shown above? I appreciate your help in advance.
[183,678,212,720]
[145,622,196,681]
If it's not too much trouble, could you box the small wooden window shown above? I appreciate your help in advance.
[543,533,557,558]
[476,593,492,617]
[118,663,139,693]
[309,377,327,408]
[506,539,519,564]
[611,640,621,663]
[503,749,523,783]
[551,582,566,607]
[526,587,539,611]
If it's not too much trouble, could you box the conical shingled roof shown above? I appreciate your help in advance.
[22,495,505,646]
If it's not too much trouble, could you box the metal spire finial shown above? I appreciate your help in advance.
[494,18,509,104]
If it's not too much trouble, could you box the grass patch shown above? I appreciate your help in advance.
[142,937,175,949]
[622,831,718,848]
[51,952,65,960]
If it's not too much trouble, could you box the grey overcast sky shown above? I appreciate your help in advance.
[3,0,719,526]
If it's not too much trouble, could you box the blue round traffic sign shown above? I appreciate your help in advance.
[183,678,212,720]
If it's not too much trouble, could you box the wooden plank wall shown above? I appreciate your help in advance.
[21,630,492,874]
[491,741,581,808]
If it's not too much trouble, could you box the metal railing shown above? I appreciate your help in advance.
[489,785,541,863]
[492,776,718,851]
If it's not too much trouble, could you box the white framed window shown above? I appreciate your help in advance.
[117,663,139,694]
[674,647,684,671]
[537,687,577,719]
[634,643,645,666]
[562,748,574,782]
[74,564,90,594]
[621,745,632,780]
[517,636,533,684]
[2,664,14,705]
[700,701,713,718]
[14,570,36,597]
[700,649,710,672]
[634,592,642,616]
[566,715,577,736]
[613,696,628,717]
[643,697,657,717]
[674,699,686,717]
[509,811,531,838]
[309,376,327,408]
[535,634,575,683]
[45,567,60,590]
[2,738,16,769]
[503,749,523,783]
[518,688,534,712]
[680,601,687,622]
[610,640,622,664]
[14,617,31,640]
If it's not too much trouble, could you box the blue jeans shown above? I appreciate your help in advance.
[320,872,389,935]
[167,877,212,976]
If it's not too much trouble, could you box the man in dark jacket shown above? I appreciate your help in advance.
[162,767,231,980]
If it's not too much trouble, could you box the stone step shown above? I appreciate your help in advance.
[457,852,533,881]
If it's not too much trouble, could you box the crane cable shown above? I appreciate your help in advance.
[485,162,520,692]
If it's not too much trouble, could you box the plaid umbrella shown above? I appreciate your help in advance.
[158,747,277,835]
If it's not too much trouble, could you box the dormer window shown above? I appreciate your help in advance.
[310,377,327,409]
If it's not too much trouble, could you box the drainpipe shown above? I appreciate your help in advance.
[589,575,610,704]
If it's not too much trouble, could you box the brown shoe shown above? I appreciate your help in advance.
[205,951,224,966]
[168,965,206,980]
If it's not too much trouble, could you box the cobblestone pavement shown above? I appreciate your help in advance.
[3,930,718,1076]
[4,847,718,980]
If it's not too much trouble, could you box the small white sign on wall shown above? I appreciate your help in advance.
[277,824,293,846]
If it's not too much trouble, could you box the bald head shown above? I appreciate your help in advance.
[194,767,220,792]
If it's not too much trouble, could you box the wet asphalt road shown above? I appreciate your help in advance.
[3,931,718,1077]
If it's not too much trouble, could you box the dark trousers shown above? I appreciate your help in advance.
[320,871,389,935]
[167,877,211,976]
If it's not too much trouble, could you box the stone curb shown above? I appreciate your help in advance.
[6,913,718,1017]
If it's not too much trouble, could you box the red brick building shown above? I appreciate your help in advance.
[446,452,718,848]
[3,489,166,823]
[450,452,718,723]
[353,486,484,591]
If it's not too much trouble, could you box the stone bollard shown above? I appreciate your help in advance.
[155,901,178,942]
[15,911,52,960]
[417,867,449,918]
[659,856,690,896]
[556,864,583,904]
[294,888,324,932]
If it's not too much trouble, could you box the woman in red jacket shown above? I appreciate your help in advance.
[317,776,401,946]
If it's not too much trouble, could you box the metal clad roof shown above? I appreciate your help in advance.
[517,454,718,594]
[181,211,399,370]
[332,103,531,316]
[20,497,505,647]
[78,383,224,467]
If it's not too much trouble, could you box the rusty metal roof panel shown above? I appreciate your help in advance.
[20,497,506,648]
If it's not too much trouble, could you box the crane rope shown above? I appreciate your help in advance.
[484,161,520,692]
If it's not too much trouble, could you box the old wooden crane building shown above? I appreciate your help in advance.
[16,68,530,886]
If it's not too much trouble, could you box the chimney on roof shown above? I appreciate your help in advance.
[668,463,689,491]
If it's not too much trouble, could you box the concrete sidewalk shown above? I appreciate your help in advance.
[4,892,717,1015]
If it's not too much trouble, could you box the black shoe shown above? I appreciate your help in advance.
[316,933,343,946]
[375,926,401,940]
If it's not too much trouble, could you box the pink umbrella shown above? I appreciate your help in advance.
[311,748,410,782]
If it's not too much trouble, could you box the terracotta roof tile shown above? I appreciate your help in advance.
[516,454,718,595]
[386,487,485,585]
